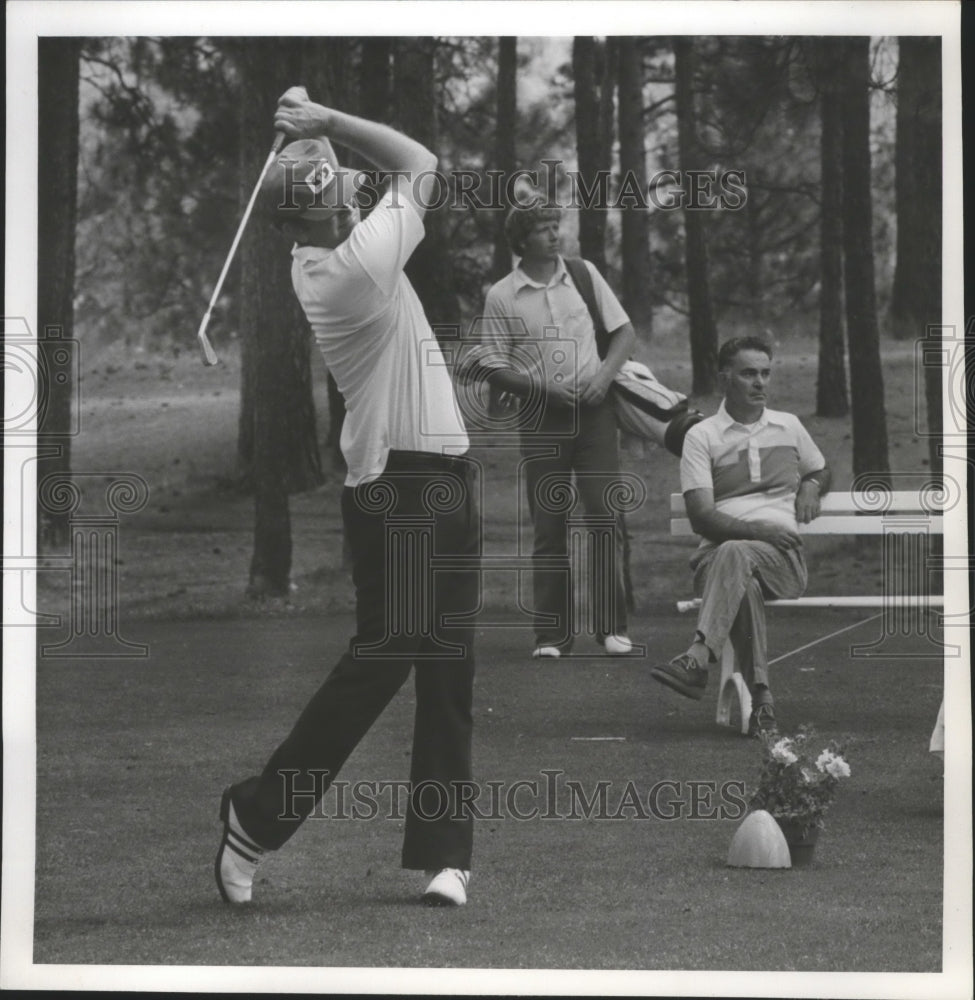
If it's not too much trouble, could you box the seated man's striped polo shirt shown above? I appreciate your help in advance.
[679,401,826,552]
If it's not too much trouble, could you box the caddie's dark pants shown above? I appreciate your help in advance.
[520,398,627,648]
[231,450,480,871]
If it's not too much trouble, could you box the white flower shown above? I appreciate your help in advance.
[816,749,850,779]
[825,756,851,779]
[771,739,798,765]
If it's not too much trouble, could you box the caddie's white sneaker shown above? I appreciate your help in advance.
[532,645,561,659]
[215,788,266,905]
[422,868,470,906]
[603,634,633,655]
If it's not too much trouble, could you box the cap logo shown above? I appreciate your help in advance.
[303,159,335,196]
[262,139,351,218]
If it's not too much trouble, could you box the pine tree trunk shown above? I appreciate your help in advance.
[234,40,325,596]
[492,36,518,282]
[393,37,458,334]
[597,39,618,253]
[37,39,81,551]
[572,37,609,275]
[838,37,890,480]
[617,38,653,335]
[894,37,942,477]
[360,37,393,120]
[673,36,718,395]
[815,42,850,417]
[743,176,764,315]
[890,40,917,343]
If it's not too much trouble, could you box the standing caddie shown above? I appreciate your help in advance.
[215,88,480,907]
[478,203,636,658]
[651,336,830,735]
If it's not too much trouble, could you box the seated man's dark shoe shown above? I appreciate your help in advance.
[650,653,708,701]
[747,689,777,737]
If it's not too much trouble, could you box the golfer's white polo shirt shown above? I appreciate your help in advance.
[680,401,825,546]
[479,257,629,389]
[291,189,469,486]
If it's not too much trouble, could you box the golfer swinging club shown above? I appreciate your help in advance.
[215,88,480,907]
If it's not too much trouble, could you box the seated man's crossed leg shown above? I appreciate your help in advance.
[652,539,806,735]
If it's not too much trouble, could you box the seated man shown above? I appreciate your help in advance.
[651,336,830,735]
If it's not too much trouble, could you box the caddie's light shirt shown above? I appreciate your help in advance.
[479,257,629,389]
[291,189,469,486]
[680,401,826,551]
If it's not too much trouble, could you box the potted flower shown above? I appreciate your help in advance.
[748,726,851,865]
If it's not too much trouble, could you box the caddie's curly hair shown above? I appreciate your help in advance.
[717,335,773,371]
[504,204,563,255]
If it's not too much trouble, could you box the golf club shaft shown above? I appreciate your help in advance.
[197,130,287,366]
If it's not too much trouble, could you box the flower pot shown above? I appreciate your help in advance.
[774,818,820,866]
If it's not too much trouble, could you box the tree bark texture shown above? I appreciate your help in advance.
[673,36,718,395]
[572,37,611,276]
[617,37,654,335]
[892,37,942,477]
[359,37,393,122]
[37,38,82,550]
[813,40,850,417]
[838,37,890,480]
[491,36,518,282]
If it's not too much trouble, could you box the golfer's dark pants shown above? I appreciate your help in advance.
[232,451,480,871]
[521,398,627,648]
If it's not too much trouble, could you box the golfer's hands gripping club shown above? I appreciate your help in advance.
[274,86,331,140]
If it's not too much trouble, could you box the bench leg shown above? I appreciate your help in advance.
[715,641,752,735]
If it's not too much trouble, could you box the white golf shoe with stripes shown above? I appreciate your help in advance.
[215,788,266,905]
[422,868,470,906]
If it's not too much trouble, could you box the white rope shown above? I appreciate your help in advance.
[677,596,944,612]
[766,611,885,666]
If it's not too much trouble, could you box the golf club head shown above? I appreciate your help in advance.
[197,312,219,366]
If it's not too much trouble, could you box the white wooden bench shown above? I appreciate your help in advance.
[669,489,946,733]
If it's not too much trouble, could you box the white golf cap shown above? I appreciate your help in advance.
[259,138,359,220]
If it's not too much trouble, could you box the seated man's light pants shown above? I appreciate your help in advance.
[690,539,807,691]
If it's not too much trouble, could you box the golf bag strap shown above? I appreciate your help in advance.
[564,257,633,609]
[564,257,611,360]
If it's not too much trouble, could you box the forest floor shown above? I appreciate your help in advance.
[24,328,959,985]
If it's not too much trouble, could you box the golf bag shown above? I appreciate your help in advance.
[610,360,703,457]
[563,258,703,457]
